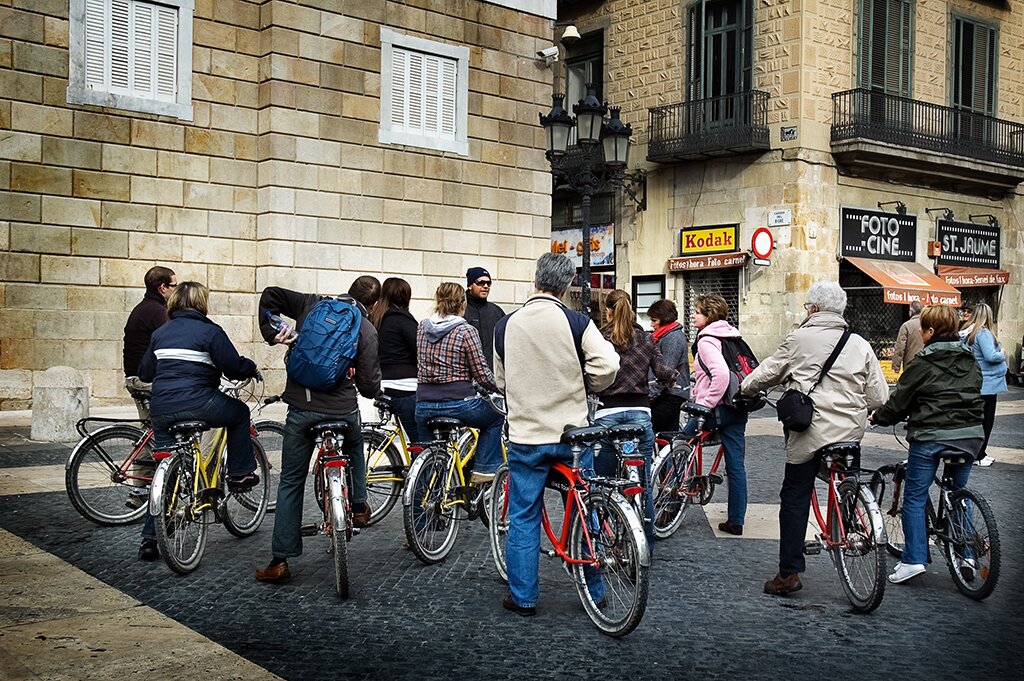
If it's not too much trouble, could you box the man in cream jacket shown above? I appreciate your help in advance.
[494,253,619,616]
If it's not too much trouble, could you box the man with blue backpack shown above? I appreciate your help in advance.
[255,279,381,584]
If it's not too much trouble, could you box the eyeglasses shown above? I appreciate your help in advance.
[473,280,492,287]
[803,302,814,310]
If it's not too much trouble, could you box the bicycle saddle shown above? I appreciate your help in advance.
[373,394,393,411]
[818,441,860,466]
[426,417,464,437]
[938,451,973,465]
[608,424,645,440]
[682,402,712,418]
[309,421,351,438]
[560,425,607,446]
[169,420,210,435]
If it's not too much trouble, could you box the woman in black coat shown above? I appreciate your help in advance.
[369,278,420,442]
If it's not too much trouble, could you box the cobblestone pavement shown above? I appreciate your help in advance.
[1,393,1022,681]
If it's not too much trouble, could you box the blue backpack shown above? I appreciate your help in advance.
[286,298,361,392]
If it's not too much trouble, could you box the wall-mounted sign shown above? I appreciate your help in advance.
[667,252,748,272]
[679,224,738,256]
[936,219,1000,269]
[781,126,797,142]
[840,207,916,262]
[751,227,774,259]
[551,223,615,269]
[767,209,791,227]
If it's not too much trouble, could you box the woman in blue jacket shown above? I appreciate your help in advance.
[136,281,261,560]
[963,303,1007,467]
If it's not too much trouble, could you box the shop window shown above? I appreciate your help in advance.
[632,276,666,329]
[683,269,740,340]
[67,0,194,120]
[839,260,903,361]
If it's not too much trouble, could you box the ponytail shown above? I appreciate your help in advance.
[603,289,636,352]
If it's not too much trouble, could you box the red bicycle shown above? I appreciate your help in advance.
[488,425,650,637]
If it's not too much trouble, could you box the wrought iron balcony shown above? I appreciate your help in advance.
[647,91,770,162]
[831,88,1024,194]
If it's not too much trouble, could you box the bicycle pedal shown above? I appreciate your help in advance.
[708,473,724,485]
[803,540,822,556]
[300,523,319,536]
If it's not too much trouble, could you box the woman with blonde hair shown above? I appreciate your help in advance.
[136,281,261,560]
[595,289,677,541]
[962,302,1007,466]
[415,282,503,483]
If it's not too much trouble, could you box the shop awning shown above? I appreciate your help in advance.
[936,265,1010,288]
[845,257,962,306]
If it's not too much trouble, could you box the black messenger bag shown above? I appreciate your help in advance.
[776,329,850,433]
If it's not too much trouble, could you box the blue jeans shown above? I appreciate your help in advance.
[594,410,655,547]
[142,392,255,539]
[683,406,748,526]
[505,442,604,608]
[901,440,971,565]
[384,389,420,444]
[270,407,364,559]
[416,398,504,474]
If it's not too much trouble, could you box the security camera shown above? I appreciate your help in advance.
[537,46,559,65]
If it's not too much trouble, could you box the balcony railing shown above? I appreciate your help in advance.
[831,88,1024,169]
[647,91,770,162]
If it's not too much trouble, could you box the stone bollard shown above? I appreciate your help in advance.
[31,366,90,442]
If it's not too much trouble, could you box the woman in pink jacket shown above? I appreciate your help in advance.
[686,293,748,535]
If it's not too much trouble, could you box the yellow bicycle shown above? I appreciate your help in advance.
[151,418,270,575]
[362,395,424,525]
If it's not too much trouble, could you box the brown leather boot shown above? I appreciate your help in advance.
[352,500,373,528]
[763,573,802,595]
[255,561,291,583]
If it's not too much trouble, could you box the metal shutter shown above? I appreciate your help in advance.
[683,268,741,340]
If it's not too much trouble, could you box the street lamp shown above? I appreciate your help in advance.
[539,86,646,316]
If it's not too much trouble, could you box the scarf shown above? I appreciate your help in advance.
[652,320,680,342]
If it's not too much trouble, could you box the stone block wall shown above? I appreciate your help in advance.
[1,0,557,407]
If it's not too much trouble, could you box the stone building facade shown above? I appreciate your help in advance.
[557,0,1023,377]
[1,0,559,407]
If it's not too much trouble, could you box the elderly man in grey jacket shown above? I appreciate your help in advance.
[740,281,888,596]
[891,300,924,374]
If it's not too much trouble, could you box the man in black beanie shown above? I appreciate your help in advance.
[465,266,505,369]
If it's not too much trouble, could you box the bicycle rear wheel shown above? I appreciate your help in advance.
[488,464,510,582]
[403,448,460,564]
[363,426,404,525]
[873,465,905,559]
[650,441,694,540]
[327,467,350,599]
[65,425,152,526]
[154,456,208,575]
[829,479,885,613]
[223,438,270,537]
[943,488,999,600]
[254,420,284,512]
[569,490,650,637]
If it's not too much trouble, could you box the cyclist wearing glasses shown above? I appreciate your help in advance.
[494,253,619,616]
[464,266,505,370]
[872,304,984,584]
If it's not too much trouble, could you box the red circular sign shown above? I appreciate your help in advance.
[752,227,774,259]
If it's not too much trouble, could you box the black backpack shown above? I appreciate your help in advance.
[693,335,766,413]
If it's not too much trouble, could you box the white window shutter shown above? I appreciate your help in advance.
[407,50,424,134]
[423,55,439,135]
[155,5,177,99]
[109,0,131,92]
[84,0,106,87]
[132,2,154,96]
[391,49,407,128]
[439,58,456,138]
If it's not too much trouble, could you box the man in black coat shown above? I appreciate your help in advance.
[123,266,176,418]
[464,266,504,369]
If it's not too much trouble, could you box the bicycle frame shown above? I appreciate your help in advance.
[539,462,605,568]
[808,467,847,550]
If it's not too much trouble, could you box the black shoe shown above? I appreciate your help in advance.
[227,472,260,493]
[502,594,536,617]
[138,538,159,561]
[718,521,743,536]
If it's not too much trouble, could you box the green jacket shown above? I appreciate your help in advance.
[873,340,983,441]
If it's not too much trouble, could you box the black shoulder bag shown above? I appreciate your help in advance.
[776,329,850,432]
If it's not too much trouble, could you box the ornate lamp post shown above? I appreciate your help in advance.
[540,86,645,316]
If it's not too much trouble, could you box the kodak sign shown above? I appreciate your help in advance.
[680,225,739,256]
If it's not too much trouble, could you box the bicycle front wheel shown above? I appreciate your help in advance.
[327,467,350,599]
[223,438,270,538]
[363,427,405,525]
[650,441,694,540]
[943,488,999,600]
[403,448,460,564]
[254,420,284,513]
[488,464,510,582]
[829,479,886,613]
[154,456,208,575]
[65,425,152,526]
[873,465,905,559]
[569,490,650,638]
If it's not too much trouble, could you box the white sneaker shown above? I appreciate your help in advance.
[974,456,994,467]
[888,561,926,584]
